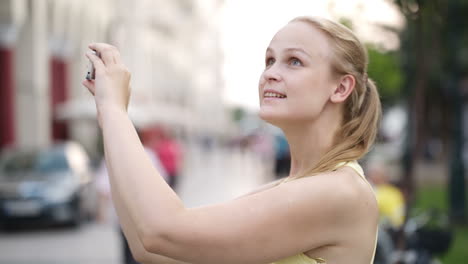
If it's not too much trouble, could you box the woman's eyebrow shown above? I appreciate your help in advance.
[265,47,312,59]
[284,47,312,59]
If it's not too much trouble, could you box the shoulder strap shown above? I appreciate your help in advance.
[341,161,379,264]
[340,161,365,179]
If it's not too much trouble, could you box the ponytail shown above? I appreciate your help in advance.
[287,16,382,180]
[293,78,382,179]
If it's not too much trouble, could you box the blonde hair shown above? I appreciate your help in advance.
[290,16,382,179]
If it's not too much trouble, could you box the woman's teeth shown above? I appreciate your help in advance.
[264,92,286,98]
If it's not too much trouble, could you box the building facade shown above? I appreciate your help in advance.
[0,0,228,159]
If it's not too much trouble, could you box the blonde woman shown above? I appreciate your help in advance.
[83,16,381,264]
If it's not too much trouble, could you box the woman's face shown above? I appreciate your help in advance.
[258,21,338,126]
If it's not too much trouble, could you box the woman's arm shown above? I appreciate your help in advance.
[83,43,376,264]
[110,180,190,264]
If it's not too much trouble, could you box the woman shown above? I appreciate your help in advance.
[83,16,381,264]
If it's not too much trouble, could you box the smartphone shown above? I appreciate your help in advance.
[85,50,98,80]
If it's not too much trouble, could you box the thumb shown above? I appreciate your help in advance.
[126,85,132,110]
[82,80,96,96]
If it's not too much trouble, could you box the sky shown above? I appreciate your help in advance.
[221,0,404,110]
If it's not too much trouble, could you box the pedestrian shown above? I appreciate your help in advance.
[83,16,382,264]
[366,160,404,264]
[95,129,168,264]
[367,161,405,229]
[150,127,182,190]
[273,132,291,179]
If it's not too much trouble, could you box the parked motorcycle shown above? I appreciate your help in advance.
[374,209,453,264]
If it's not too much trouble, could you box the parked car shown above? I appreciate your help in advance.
[0,142,98,228]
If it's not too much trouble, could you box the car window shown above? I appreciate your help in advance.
[36,148,70,173]
[1,152,37,174]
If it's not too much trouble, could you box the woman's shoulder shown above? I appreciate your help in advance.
[322,165,379,225]
[273,168,378,250]
[286,166,378,220]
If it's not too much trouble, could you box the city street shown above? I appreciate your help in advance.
[0,223,121,264]
[0,146,273,264]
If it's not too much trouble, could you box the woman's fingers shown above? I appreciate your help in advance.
[86,51,105,75]
[82,80,96,96]
[89,43,122,65]
[111,49,122,64]
[84,43,130,112]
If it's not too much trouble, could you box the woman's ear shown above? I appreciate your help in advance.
[330,74,355,103]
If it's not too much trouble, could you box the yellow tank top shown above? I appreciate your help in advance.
[271,161,378,264]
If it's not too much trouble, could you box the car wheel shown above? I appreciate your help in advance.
[67,199,83,228]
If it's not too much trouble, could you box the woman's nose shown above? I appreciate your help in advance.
[262,65,282,82]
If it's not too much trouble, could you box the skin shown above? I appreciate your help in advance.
[82,21,378,264]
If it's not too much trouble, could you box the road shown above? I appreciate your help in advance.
[0,146,273,264]
[0,223,121,264]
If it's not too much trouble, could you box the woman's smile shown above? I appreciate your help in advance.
[263,89,287,102]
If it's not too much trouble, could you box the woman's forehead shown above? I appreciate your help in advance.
[267,21,332,59]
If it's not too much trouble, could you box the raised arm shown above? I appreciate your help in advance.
[82,43,372,264]
[110,178,190,264]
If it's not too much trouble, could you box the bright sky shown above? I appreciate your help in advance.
[221,0,404,110]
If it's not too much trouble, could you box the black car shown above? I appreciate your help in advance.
[0,142,98,228]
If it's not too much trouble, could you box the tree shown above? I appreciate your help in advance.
[393,0,467,224]
[367,45,403,106]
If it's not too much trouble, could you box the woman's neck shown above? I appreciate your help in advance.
[282,112,342,177]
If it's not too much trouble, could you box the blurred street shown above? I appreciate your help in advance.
[0,223,121,264]
[0,145,272,264]
[178,144,273,207]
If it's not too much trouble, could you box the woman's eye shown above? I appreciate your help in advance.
[265,58,275,66]
[290,58,302,66]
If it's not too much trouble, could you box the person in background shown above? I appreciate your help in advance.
[366,160,406,264]
[273,132,291,180]
[367,161,405,229]
[95,130,168,264]
[150,127,182,190]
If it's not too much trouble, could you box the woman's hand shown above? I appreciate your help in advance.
[82,43,131,125]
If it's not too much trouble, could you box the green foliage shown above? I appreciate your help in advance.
[414,185,468,263]
[367,46,403,105]
[443,227,468,264]
[394,0,468,225]
[338,17,353,30]
[231,107,246,122]
[414,185,448,211]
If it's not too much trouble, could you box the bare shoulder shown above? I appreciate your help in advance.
[292,168,379,263]
[288,166,379,231]
[292,167,376,204]
[328,166,377,204]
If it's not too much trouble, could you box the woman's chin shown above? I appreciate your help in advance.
[258,109,286,126]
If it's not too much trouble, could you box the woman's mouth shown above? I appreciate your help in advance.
[263,91,287,99]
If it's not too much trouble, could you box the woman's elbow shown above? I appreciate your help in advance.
[127,238,150,263]
[139,225,171,255]
[138,209,186,256]
[128,234,168,264]
[132,251,148,263]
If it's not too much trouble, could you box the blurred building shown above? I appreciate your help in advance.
[0,0,229,159]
